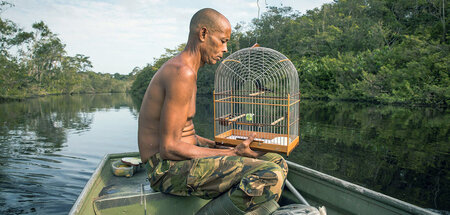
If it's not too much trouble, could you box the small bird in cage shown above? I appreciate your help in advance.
[213,46,300,156]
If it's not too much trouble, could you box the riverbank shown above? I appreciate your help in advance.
[300,96,449,108]
[0,91,130,103]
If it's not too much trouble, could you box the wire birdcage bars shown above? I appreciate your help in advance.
[214,46,300,155]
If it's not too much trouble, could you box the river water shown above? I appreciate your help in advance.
[0,93,448,214]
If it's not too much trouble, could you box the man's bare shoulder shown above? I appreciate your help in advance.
[160,57,197,84]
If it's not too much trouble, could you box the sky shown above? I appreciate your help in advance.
[3,0,333,75]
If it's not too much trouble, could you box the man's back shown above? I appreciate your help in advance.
[138,55,197,163]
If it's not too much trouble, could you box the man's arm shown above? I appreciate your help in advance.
[158,66,263,160]
[196,135,216,148]
[196,135,233,149]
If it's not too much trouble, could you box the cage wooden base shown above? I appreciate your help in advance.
[215,129,299,156]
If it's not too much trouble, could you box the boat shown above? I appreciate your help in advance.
[69,152,437,215]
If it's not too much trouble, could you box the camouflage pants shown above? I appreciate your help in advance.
[145,153,288,211]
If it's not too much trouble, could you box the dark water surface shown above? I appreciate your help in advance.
[0,93,448,214]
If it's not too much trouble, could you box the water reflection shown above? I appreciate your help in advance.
[0,93,138,214]
[290,100,449,210]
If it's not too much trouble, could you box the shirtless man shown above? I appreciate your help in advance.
[138,8,287,215]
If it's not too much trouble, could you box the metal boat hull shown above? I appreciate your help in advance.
[70,152,436,215]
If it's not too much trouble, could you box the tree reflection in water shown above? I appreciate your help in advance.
[0,93,137,214]
[289,100,449,211]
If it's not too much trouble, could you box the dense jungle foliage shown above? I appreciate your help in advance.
[131,0,449,106]
[0,1,134,100]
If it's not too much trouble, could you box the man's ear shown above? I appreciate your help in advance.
[199,27,207,42]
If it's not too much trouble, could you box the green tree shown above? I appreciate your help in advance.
[0,1,33,99]
[1,2,133,99]
[229,0,449,106]
[130,44,186,98]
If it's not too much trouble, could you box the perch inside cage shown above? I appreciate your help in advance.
[213,46,300,156]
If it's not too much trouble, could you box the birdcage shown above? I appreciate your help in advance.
[213,46,300,156]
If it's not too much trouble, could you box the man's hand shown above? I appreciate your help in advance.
[234,133,266,158]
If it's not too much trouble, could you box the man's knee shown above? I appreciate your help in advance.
[240,161,285,195]
[268,161,286,188]
[260,153,288,178]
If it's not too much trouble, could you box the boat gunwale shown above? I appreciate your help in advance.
[286,160,438,215]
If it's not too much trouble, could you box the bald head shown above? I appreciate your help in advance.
[189,8,230,37]
[185,8,231,64]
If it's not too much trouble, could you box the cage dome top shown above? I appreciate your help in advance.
[215,47,299,97]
